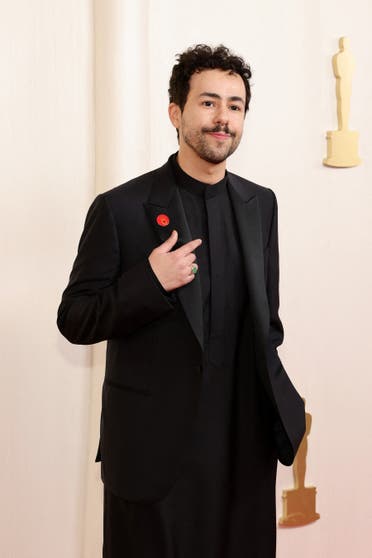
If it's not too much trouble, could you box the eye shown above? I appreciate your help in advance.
[202,100,214,107]
[229,104,242,111]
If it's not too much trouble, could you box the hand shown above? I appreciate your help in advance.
[148,230,202,291]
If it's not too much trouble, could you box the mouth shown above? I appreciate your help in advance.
[202,126,235,141]
[207,132,231,140]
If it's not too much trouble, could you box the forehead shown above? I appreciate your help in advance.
[188,69,246,101]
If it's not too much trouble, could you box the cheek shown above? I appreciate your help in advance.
[233,118,245,136]
[181,114,204,134]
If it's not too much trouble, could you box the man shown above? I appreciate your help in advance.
[58,44,305,557]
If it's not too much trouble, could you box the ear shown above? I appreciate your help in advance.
[168,103,182,129]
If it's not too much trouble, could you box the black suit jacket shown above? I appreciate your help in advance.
[57,156,306,502]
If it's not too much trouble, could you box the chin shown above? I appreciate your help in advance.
[202,155,229,165]
[201,146,235,165]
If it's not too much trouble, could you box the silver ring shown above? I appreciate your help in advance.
[191,264,198,275]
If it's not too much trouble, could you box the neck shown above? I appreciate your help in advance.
[177,146,226,185]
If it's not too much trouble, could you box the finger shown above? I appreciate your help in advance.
[184,262,198,277]
[183,272,196,284]
[175,238,202,257]
[184,253,197,265]
[190,263,198,275]
[157,230,178,253]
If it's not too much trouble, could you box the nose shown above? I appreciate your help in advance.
[213,104,229,126]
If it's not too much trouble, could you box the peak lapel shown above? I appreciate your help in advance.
[144,162,204,350]
[227,174,270,342]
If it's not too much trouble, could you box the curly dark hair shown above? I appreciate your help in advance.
[168,44,252,113]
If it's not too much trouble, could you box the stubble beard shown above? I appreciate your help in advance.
[181,125,241,165]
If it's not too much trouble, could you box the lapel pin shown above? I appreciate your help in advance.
[156,213,170,227]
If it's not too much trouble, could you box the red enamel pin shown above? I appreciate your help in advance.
[156,213,170,227]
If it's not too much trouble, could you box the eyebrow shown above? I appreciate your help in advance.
[199,92,245,104]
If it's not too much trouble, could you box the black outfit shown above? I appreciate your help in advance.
[103,157,277,557]
[57,154,305,557]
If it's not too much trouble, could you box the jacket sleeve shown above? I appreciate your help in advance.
[57,194,175,345]
[264,190,306,465]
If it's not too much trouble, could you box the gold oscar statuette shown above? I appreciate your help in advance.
[279,401,320,527]
[323,36,361,167]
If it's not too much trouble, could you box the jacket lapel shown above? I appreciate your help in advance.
[143,162,271,355]
[227,173,270,343]
[144,160,204,350]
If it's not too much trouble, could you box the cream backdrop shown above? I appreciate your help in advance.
[2,0,371,557]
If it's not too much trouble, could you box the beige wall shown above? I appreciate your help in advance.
[2,1,371,557]
[0,1,94,557]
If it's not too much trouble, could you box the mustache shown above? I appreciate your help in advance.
[201,125,236,137]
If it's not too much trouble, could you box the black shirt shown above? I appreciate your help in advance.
[170,153,247,368]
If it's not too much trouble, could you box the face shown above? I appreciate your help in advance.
[169,69,246,165]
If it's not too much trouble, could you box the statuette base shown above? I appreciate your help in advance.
[279,486,320,527]
[323,130,361,167]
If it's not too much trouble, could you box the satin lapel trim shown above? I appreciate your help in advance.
[144,165,204,350]
[227,177,270,341]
